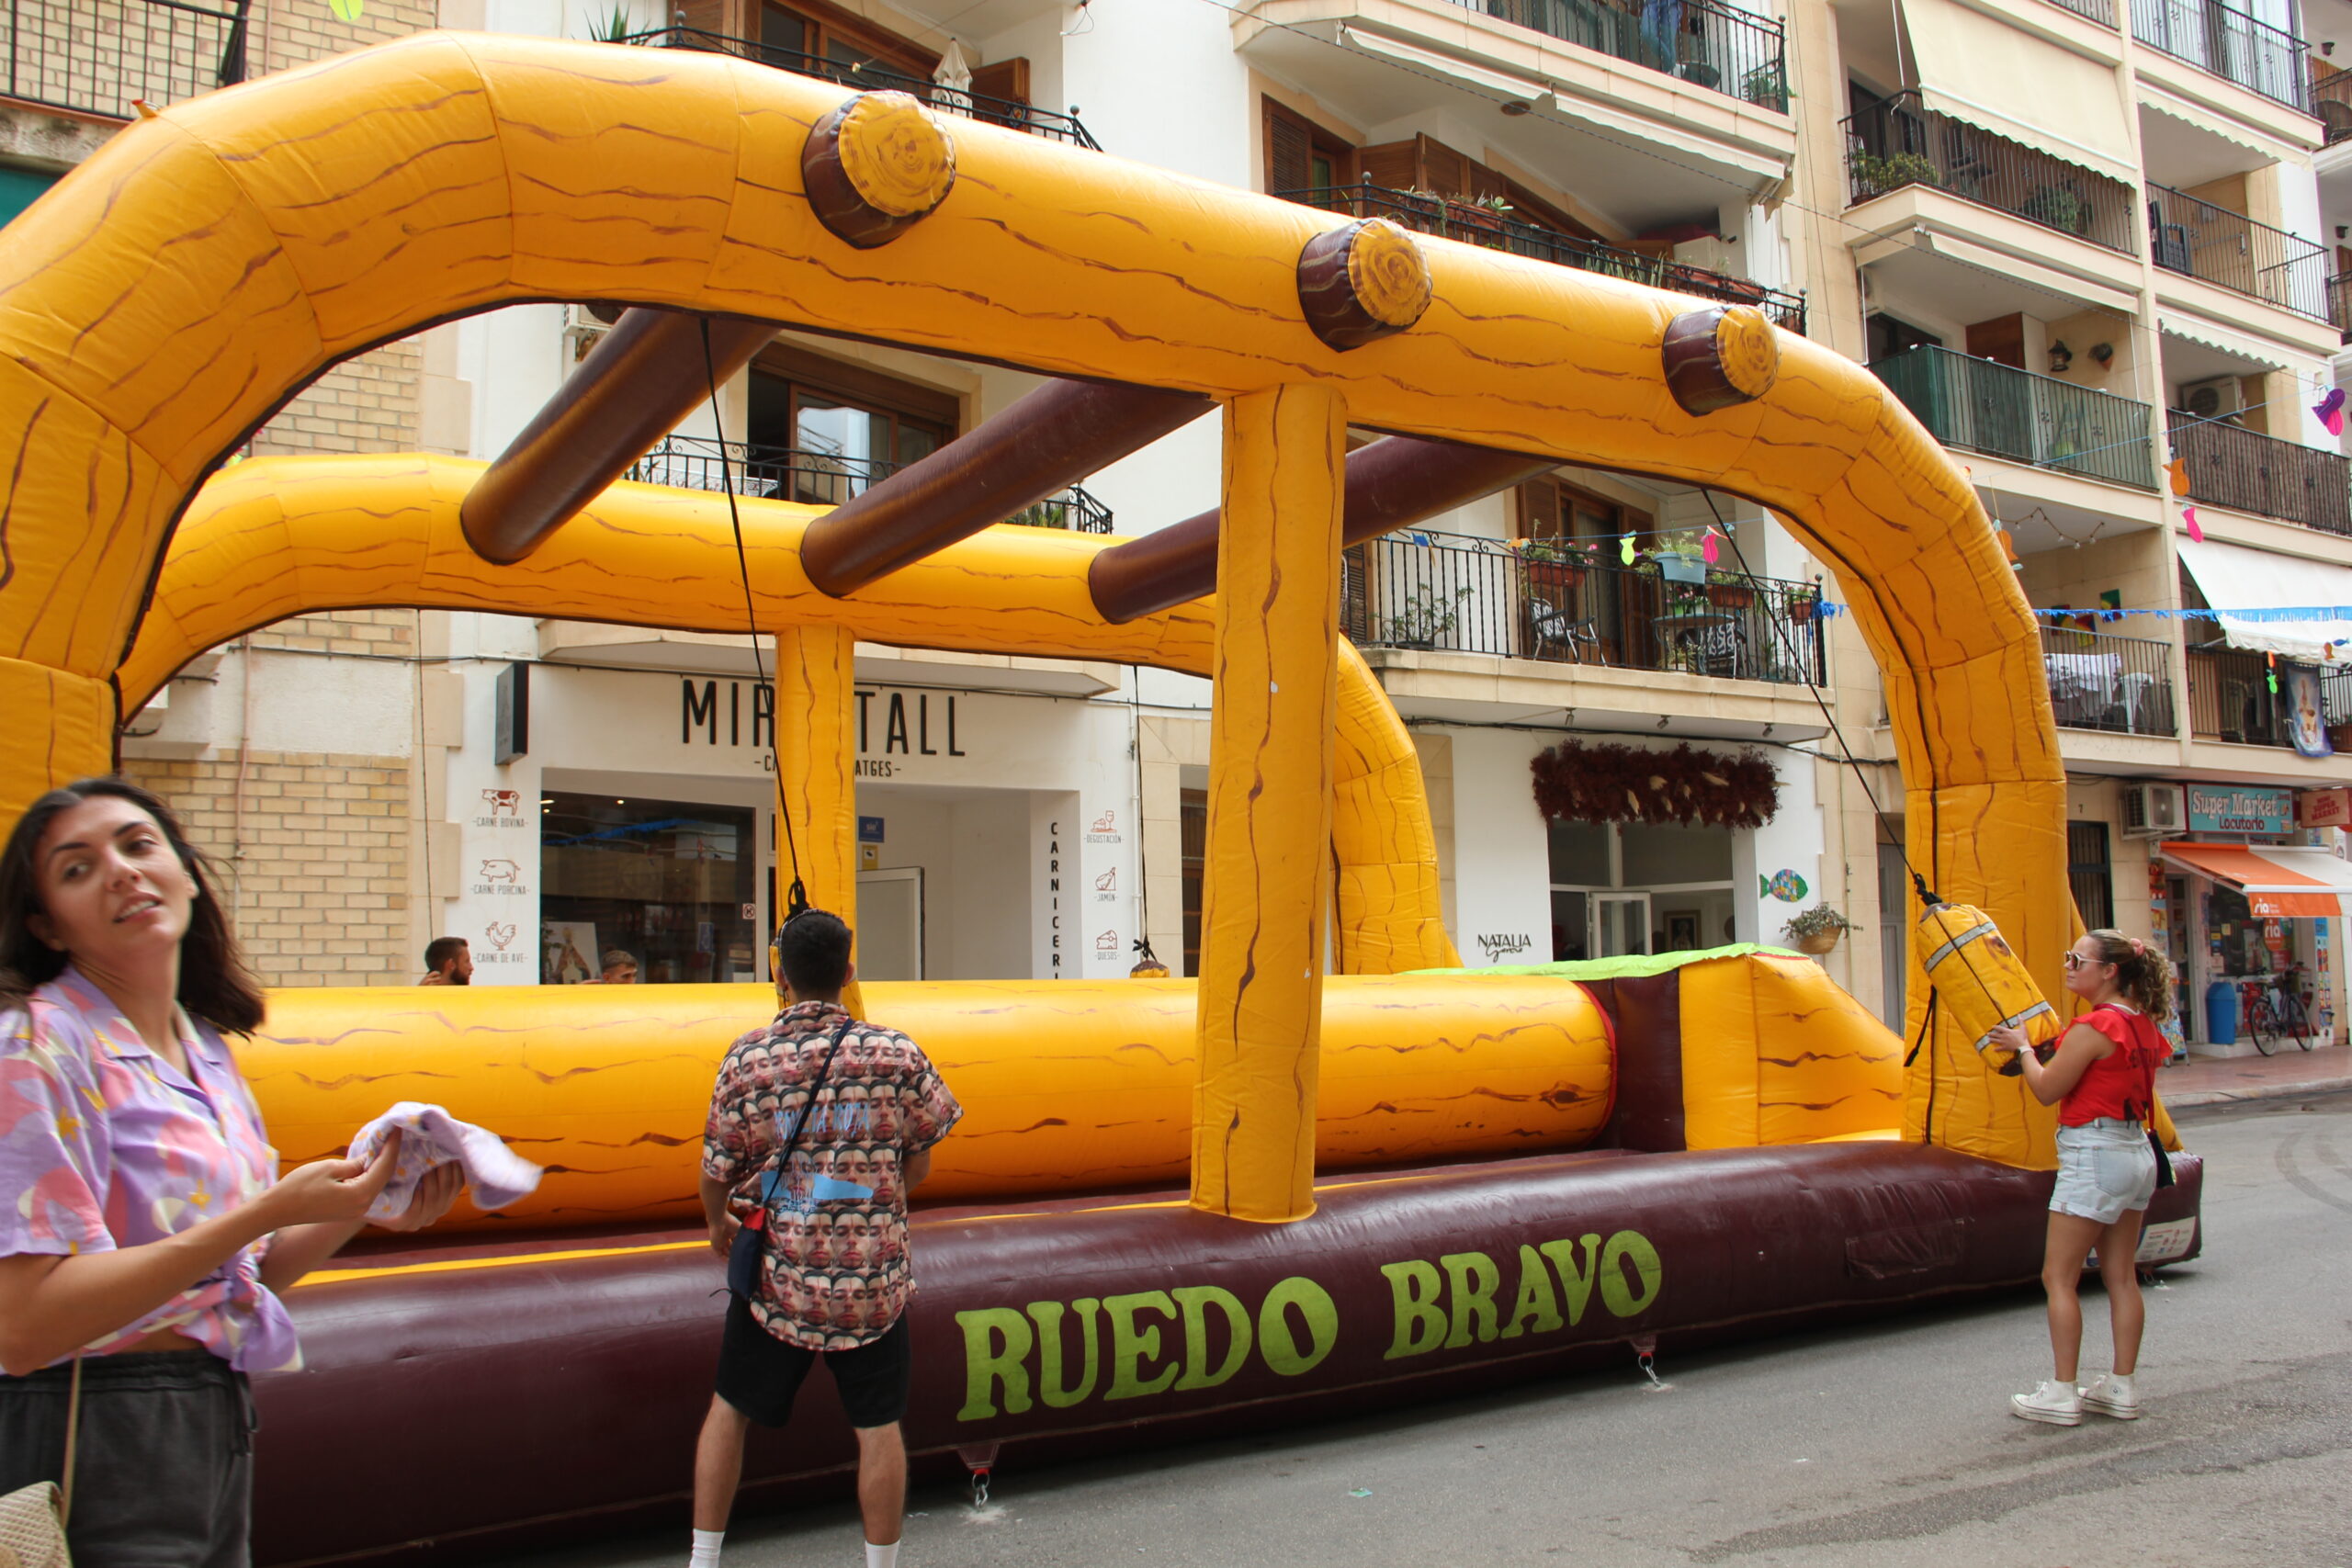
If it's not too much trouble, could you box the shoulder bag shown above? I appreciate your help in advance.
[726,1020,853,1299]
[0,1355,82,1568]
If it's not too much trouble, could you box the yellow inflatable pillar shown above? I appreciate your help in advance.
[773,622,865,1012]
[1191,385,1345,1223]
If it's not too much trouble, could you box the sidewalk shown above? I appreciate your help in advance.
[2161,1043,2352,1109]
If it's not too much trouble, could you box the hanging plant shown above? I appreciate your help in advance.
[1529,739,1778,829]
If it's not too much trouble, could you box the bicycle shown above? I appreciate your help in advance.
[2240,979,2314,1055]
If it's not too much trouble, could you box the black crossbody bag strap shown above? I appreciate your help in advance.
[727,1018,853,1297]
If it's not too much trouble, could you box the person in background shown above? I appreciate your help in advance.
[1988,928,2174,1427]
[419,936,471,987]
[599,949,639,986]
[0,777,462,1564]
[689,909,961,1568]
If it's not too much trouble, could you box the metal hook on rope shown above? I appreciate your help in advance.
[956,1441,1000,1511]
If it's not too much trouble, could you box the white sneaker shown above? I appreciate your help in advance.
[2079,1372,2141,1419]
[2009,1379,2083,1426]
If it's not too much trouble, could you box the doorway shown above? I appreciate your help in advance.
[855,866,924,981]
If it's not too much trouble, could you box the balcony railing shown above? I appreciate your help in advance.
[1,0,250,120]
[2044,0,2118,26]
[1842,92,2139,254]
[2315,62,2352,142]
[2331,270,2352,343]
[2148,183,2327,318]
[2041,626,2177,735]
[2166,410,2352,534]
[621,26,1101,149]
[1447,0,1788,110]
[1278,183,1805,332]
[2188,643,2310,745]
[2130,0,2309,109]
[1872,344,2158,490]
[1342,528,1826,685]
[628,436,1114,533]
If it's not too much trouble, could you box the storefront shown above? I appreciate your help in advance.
[2150,784,2350,1052]
[437,660,1153,987]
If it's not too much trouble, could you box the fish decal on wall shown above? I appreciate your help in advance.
[1761,869,1809,903]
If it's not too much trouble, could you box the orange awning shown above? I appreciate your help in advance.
[2157,842,2352,919]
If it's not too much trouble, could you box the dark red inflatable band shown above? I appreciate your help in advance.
[254,1141,2202,1565]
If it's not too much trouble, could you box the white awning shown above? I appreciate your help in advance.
[2177,535,2352,660]
[1898,0,2140,185]
[2158,311,2291,371]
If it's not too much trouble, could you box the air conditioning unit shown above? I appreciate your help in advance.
[2122,782,2187,838]
[2180,376,2247,423]
[562,300,625,366]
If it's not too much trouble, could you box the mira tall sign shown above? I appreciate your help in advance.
[2187,786,2292,836]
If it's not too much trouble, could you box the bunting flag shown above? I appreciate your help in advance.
[1808,603,2352,624]
[2165,458,2190,497]
[1620,533,1635,565]
[2181,503,2203,543]
[2317,387,2346,438]
[1701,529,1720,565]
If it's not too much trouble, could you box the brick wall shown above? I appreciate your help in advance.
[243,607,419,657]
[125,750,416,988]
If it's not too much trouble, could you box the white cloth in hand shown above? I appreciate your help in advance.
[345,1101,543,1224]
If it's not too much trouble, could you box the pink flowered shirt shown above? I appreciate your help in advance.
[0,967,298,1372]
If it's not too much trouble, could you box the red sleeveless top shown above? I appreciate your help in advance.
[2061,1003,2165,1127]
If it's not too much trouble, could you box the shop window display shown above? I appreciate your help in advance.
[540,793,759,984]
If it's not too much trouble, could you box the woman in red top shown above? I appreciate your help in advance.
[1987,928,2172,1427]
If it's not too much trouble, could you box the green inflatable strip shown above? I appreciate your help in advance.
[1406,942,1809,982]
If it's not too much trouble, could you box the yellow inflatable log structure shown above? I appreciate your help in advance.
[0,33,2064,1169]
[120,453,1457,979]
[245,975,1615,1227]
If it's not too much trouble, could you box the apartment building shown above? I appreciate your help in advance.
[1817,0,2352,1048]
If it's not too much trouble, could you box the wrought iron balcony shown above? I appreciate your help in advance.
[2331,270,2352,344]
[2185,643,2352,746]
[1871,344,2158,491]
[622,26,1101,150]
[1841,92,2139,254]
[1,0,250,121]
[2044,0,2118,26]
[1278,183,1804,333]
[2166,410,2352,535]
[2041,626,2177,736]
[2148,183,2327,318]
[1445,0,1788,111]
[2130,0,2308,109]
[628,436,1114,534]
[1343,527,1826,685]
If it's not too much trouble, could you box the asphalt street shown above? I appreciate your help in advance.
[515,1093,2351,1568]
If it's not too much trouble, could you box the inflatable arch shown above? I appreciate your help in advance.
[0,32,2069,1173]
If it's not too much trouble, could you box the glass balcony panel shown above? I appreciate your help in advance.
[1871,344,2159,490]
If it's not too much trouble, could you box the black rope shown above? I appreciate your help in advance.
[1127,665,1162,973]
[700,318,808,926]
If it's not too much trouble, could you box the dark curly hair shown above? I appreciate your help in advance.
[2082,928,2174,1026]
[0,777,266,1034]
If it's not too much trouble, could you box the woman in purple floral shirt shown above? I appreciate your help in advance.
[0,778,459,1566]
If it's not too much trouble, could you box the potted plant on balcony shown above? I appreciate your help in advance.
[1704,566,1756,609]
[1781,904,1851,957]
[2020,183,2092,237]
[1381,583,1474,650]
[1850,150,1942,197]
[1445,193,1514,242]
[1647,528,1711,584]
[1517,536,1596,593]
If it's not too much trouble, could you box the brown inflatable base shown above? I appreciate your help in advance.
[254,1143,2204,1565]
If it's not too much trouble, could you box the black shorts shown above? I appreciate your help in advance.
[715,1295,912,1429]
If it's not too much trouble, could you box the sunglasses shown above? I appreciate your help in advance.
[2063,952,2110,970]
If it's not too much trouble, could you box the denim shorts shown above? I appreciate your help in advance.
[0,1350,255,1568]
[2051,1118,2158,1224]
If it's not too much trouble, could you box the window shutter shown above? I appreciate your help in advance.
[1518,478,1562,539]
[972,57,1029,105]
[1267,106,1311,195]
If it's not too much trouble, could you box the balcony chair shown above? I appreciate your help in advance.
[1530,597,1607,665]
